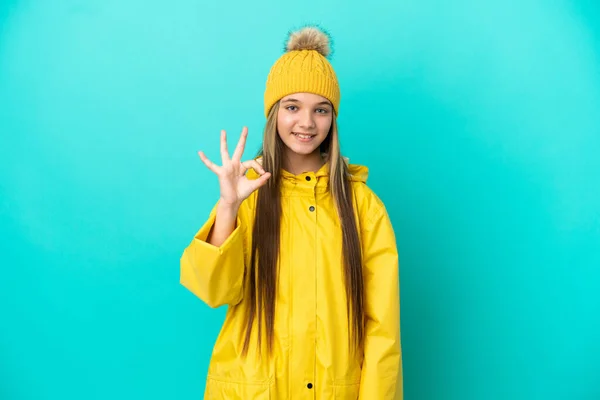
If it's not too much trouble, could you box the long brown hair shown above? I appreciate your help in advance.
[242,101,364,357]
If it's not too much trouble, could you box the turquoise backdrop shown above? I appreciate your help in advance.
[1,0,599,399]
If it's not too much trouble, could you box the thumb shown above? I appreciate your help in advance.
[250,172,271,191]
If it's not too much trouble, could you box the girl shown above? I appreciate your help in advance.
[180,26,403,399]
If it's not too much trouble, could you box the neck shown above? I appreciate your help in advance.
[282,149,324,175]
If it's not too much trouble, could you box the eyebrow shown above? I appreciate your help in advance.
[281,98,332,106]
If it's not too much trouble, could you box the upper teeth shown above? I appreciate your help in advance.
[296,133,313,139]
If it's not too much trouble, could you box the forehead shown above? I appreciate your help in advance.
[281,92,331,105]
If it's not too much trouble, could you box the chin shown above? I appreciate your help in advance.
[288,139,322,153]
[288,148,314,156]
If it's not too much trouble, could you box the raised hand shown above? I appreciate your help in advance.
[198,127,271,209]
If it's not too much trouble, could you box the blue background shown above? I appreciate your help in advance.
[1,0,599,399]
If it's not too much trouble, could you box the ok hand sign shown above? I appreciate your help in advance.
[198,127,271,209]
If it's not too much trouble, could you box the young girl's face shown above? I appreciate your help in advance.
[277,92,333,157]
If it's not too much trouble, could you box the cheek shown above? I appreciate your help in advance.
[318,116,333,134]
[277,113,295,133]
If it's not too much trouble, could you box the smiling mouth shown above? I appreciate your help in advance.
[292,132,316,139]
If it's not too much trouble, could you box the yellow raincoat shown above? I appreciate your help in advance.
[180,161,403,399]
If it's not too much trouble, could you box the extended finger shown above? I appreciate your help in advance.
[220,130,230,163]
[198,151,220,174]
[231,126,248,163]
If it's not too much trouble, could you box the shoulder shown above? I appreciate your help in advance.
[352,182,387,228]
[347,163,388,229]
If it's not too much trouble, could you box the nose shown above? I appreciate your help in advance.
[298,109,316,130]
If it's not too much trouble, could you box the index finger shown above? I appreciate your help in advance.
[231,126,248,163]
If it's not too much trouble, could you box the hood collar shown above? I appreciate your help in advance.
[248,155,369,183]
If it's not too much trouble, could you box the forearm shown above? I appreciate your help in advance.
[207,201,240,247]
[359,202,403,399]
[180,201,246,308]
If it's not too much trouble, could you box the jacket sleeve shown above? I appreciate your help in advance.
[179,204,247,308]
[358,204,403,400]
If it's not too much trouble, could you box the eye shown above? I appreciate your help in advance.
[285,105,298,111]
[316,108,329,114]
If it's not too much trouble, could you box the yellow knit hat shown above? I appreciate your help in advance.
[264,26,340,118]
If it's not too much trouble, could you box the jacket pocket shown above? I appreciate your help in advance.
[333,381,360,400]
[205,377,273,400]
